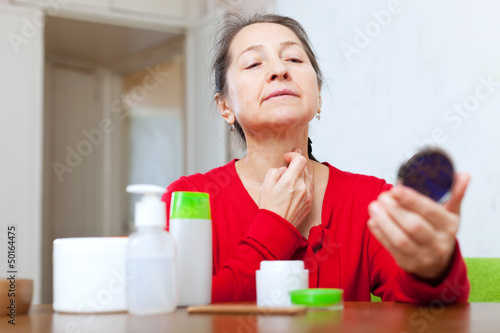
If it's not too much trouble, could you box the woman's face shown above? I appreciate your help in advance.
[222,23,321,135]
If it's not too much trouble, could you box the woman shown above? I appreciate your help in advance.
[162,12,470,303]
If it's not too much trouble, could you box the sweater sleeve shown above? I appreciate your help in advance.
[162,178,305,303]
[368,184,470,303]
[212,209,305,302]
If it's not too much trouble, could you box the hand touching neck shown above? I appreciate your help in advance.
[237,127,311,186]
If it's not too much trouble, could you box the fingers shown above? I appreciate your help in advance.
[259,148,314,228]
[367,201,419,258]
[377,192,434,245]
[300,163,314,218]
[281,149,308,184]
[260,166,290,219]
[392,185,457,232]
[286,167,313,225]
[283,148,302,163]
[444,172,470,215]
[280,148,314,227]
[293,195,313,228]
[368,172,468,280]
[262,166,287,189]
[282,149,313,203]
[278,166,287,176]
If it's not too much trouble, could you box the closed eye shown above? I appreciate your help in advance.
[246,63,261,69]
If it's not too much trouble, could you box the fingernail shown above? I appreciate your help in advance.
[369,202,380,215]
[297,148,302,154]
[393,186,403,199]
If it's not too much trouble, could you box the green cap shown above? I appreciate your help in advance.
[290,289,343,307]
[170,192,211,219]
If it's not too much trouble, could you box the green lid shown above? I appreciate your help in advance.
[170,192,211,219]
[290,289,343,307]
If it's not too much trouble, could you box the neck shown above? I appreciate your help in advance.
[237,128,311,185]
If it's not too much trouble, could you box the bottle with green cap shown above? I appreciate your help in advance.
[169,191,212,306]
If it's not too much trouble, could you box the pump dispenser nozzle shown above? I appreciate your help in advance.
[126,184,166,227]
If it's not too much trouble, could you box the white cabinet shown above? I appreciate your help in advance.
[110,0,186,19]
[12,0,188,27]
[12,0,108,9]
[61,0,109,8]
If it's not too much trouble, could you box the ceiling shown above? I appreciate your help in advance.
[45,16,181,66]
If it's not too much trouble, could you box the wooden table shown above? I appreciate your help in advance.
[2,302,500,332]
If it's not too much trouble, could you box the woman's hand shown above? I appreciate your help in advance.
[367,172,470,280]
[259,149,314,229]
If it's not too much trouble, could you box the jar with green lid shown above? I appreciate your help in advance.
[290,288,344,311]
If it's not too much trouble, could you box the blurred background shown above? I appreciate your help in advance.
[0,0,499,304]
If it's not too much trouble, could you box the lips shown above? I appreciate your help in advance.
[263,89,298,101]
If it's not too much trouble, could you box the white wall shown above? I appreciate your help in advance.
[276,0,500,257]
[186,13,229,175]
[0,5,44,303]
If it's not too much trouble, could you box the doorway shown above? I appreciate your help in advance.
[42,16,185,303]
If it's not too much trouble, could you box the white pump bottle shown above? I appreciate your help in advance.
[126,184,177,315]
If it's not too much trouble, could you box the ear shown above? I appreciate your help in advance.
[215,93,235,125]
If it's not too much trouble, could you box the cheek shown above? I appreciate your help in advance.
[302,72,320,104]
[229,78,259,112]
[306,69,319,92]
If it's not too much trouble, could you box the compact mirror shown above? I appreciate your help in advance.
[397,147,454,203]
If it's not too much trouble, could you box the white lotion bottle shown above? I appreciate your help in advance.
[126,184,177,315]
[169,191,212,306]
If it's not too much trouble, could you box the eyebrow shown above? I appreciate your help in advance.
[237,41,302,61]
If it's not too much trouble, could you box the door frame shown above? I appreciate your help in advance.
[42,35,186,304]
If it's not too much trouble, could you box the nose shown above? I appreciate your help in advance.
[267,58,289,82]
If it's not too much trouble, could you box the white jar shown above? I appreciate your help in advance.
[53,237,128,313]
[256,260,309,307]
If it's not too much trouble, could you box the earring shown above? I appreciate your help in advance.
[316,112,321,121]
[229,124,235,132]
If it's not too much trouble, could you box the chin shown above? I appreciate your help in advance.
[269,116,309,129]
[272,108,313,124]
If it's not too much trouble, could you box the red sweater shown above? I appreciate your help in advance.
[162,160,470,303]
